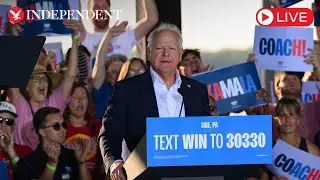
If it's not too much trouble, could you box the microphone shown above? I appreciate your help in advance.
[178,85,213,116]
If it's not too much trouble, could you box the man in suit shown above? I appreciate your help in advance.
[99,23,209,180]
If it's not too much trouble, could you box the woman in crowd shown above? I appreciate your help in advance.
[7,35,79,150]
[117,58,147,81]
[178,49,213,77]
[92,24,128,119]
[262,98,320,180]
[63,82,103,179]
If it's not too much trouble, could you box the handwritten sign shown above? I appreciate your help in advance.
[193,62,265,114]
[254,26,313,72]
[146,115,272,167]
[267,140,320,180]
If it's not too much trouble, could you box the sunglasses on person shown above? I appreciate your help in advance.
[0,117,15,126]
[42,122,67,131]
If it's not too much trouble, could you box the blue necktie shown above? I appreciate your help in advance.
[0,160,9,180]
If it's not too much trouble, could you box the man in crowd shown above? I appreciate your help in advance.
[15,107,91,180]
[248,48,320,142]
[0,101,32,180]
[99,23,210,180]
[83,0,158,59]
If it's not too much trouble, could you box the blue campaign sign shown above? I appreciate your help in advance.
[193,62,266,115]
[17,0,75,36]
[146,115,272,167]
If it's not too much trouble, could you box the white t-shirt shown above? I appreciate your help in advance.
[82,27,136,59]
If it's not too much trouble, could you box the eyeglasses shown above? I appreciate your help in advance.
[30,76,48,83]
[42,122,67,131]
[0,117,15,126]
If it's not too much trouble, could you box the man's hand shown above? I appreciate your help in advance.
[0,126,15,158]
[4,22,23,36]
[74,139,89,164]
[42,140,61,165]
[304,48,320,70]
[110,162,126,180]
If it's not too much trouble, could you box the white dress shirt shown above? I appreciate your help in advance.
[150,67,185,117]
[110,68,185,173]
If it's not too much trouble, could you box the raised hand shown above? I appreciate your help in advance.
[247,53,256,62]
[256,88,271,103]
[5,22,23,36]
[304,48,320,70]
[43,140,61,165]
[63,20,83,34]
[105,21,128,39]
[203,64,214,72]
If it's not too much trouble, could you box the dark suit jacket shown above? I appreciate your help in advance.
[99,70,209,170]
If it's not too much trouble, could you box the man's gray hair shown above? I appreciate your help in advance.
[147,23,183,50]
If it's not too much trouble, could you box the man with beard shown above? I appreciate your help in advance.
[82,0,158,60]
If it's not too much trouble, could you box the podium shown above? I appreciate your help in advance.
[123,116,273,180]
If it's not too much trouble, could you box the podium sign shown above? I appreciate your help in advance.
[146,116,272,167]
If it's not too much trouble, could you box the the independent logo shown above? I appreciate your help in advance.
[8,7,24,24]
[256,8,313,26]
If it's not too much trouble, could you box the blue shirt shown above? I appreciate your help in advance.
[92,83,113,119]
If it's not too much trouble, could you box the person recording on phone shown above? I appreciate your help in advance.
[0,101,32,180]
[99,23,210,180]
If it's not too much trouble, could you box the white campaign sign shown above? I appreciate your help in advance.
[267,140,320,180]
[254,26,313,72]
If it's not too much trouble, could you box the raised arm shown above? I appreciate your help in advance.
[134,0,159,41]
[60,35,78,100]
[92,32,111,90]
[92,22,127,90]
[7,88,19,105]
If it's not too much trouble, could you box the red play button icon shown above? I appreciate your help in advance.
[262,13,269,21]
[256,8,274,26]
